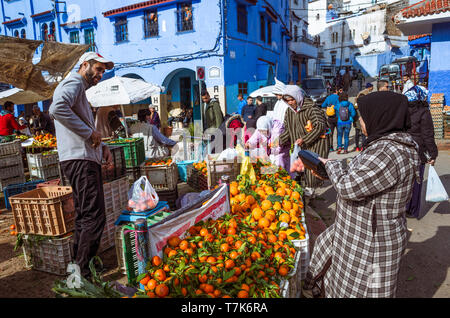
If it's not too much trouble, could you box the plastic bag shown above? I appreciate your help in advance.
[127,176,159,212]
[290,144,300,177]
[236,144,256,183]
[425,166,449,202]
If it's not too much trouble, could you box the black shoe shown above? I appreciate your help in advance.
[405,213,416,219]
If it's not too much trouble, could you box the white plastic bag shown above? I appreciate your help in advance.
[127,176,159,212]
[290,144,300,177]
[425,166,449,202]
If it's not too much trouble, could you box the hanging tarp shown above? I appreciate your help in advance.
[0,36,89,99]
[0,87,47,105]
[408,35,431,47]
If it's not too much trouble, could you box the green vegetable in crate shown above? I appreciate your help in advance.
[127,176,159,212]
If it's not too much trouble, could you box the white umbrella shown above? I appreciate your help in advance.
[86,76,164,107]
[0,87,47,105]
[249,85,276,98]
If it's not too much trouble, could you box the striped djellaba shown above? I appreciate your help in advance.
[280,98,330,188]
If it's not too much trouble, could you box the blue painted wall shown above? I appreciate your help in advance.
[429,22,450,105]
[0,0,290,117]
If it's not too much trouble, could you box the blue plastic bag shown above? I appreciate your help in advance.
[425,166,449,202]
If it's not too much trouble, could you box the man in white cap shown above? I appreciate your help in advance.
[49,51,114,280]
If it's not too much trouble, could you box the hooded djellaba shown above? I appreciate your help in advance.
[279,85,330,194]
[303,90,421,298]
[269,78,291,170]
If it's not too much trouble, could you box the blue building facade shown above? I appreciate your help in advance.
[0,0,290,123]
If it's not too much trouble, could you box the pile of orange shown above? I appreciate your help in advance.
[193,161,207,176]
[33,133,57,148]
[133,160,306,299]
[136,213,297,299]
[144,158,173,166]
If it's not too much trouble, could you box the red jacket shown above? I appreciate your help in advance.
[0,113,26,136]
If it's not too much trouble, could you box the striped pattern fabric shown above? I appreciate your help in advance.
[280,98,330,187]
[305,132,421,297]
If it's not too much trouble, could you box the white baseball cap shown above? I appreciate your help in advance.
[78,52,114,70]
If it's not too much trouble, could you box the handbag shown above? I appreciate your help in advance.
[326,105,335,117]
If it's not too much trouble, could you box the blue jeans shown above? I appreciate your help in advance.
[337,124,351,150]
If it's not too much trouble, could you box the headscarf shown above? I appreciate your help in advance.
[272,78,286,95]
[256,115,272,132]
[404,85,429,102]
[282,85,304,111]
[358,91,411,146]
[19,117,27,124]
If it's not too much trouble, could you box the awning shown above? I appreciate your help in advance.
[408,35,431,46]
[0,87,47,105]
[0,36,89,99]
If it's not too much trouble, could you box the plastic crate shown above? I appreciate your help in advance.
[126,166,141,184]
[106,138,145,168]
[114,210,172,285]
[36,178,61,188]
[0,175,26,191]
[0,160,24,180]
[280,250,302,298]
[3,179,44,210]
[206,155,241,189]
[140,158,178,191]
[176,160,196,182]
[0,153,22,169]
[22,233,73,276]
[10,186,75,236]
[103,176,129,215]
[27,151,59,168]
[29,164,60,181]
[0,139,21,157]
[292,221,310,282]
[186,164,198,189]
[98,209,122,253]
[156,187,178,211]
[102,145,127,183]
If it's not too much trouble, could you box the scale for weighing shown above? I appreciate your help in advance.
[114,201,170,225]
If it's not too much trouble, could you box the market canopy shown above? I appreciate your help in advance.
[0,36,89,99]
[86,76,165,107]
[0,87,47,105]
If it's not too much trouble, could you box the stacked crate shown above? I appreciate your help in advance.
[140,158,178,210]
[0,139,25,190]
[444,106,450,140]
[106,138,145,184]
[430,93,445,139]
[27,151,60,181]
[10,186,75,275]
[98,176,129,253]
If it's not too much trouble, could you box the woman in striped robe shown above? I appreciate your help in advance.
[279,85,330,195]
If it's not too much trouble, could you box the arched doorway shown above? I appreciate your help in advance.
[162,68,202,121]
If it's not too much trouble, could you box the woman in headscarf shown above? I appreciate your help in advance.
[404,85,438,219]
[279,85,330,196]
[299,90,420,298]
[245,115,272,161]
[269,79,291,170]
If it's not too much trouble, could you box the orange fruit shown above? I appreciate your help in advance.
[264,210,276,222]
[279,213,290,224]
[200,228,209,237]
[9,224,15,230]
[230,185,239,196]
[291,191,301,201]
[251,207,264,221]
[258,217,270,229]
[151,256,162,266]
[237,290,249,298]
[241,283,250,292]
[140,274,150,286]
[168,249,177,258]
[225,259,235,269]
[234,240,243,249]
[168,236,181,247]
[229,251,239,259]
[273,202,282,211]
[155,284,169,298]
[154,269,166,281]
[278,265,290,277]
[251,251,261,261]
[282,200,292,211]
[276,188,286,197]
[261,200,272,211]
[227,227,236,235]
[147,278,157,290]
[179,240,189,250]
[198,274,208,283]
[206,256,217,264]
[220,243,230,253]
